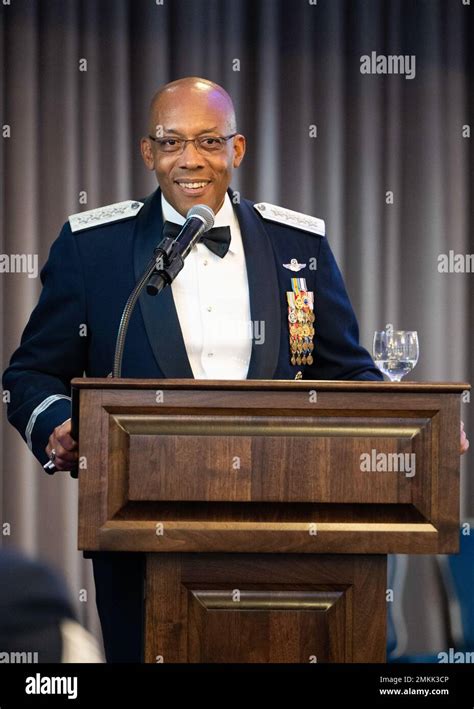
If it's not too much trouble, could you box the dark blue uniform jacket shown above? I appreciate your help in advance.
[3,187,382,469]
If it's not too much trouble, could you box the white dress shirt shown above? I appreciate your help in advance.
[163,193,252,379]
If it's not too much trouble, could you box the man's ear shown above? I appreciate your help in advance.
[233,135,246,168]
[140,137,155,171]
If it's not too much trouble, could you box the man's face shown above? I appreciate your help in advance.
[141,88,246,217]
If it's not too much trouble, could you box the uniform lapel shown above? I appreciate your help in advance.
[133,187,194,378]
[232,193,281,379]
[133,187,281,380]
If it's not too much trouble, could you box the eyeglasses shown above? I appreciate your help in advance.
[148,133,237,154]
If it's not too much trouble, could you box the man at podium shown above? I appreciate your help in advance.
[3,77,468,661]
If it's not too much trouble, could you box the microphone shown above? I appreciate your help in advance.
[146,204,215,295]
[169,204,215,259]
[113,203,215,377]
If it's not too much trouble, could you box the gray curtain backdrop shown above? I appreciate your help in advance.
[1,0,472,655]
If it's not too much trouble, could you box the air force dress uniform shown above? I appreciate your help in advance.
[4,187,382,468]
[3,187,382,661]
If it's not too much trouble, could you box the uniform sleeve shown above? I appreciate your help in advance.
[306,236,383,381]
[2,223,88,470]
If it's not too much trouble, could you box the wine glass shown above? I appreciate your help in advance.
[373,330,419,382]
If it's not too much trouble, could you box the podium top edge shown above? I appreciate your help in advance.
[70,378,470,393]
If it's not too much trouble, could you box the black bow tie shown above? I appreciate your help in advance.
[162,221,231,258]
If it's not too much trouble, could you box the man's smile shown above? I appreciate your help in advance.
[174,179,212,196]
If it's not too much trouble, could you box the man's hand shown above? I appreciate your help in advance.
[45,419,78,471]
[461,420,469,455]
[44,418,468,465]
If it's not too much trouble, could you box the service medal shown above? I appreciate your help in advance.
[286,277,315,370]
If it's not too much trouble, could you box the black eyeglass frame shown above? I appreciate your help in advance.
[147,133,238,153]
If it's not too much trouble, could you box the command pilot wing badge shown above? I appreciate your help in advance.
[283,258,306,272]
[68,200,144,232]
[286,277,315,367]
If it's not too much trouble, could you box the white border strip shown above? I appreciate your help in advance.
[391,553,409,657]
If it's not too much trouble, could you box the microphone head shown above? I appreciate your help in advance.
[187,204,215,232]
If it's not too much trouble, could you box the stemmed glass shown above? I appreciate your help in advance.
[373,330,419,382]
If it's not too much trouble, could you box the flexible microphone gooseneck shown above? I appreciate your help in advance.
[112,204,215,378]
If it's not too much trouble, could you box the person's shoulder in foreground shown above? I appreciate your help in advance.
[0,548,103,662]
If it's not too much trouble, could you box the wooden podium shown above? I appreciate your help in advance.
[72,378,466,663]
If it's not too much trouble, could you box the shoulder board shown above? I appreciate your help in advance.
[68,200,144,232]
[253,202,325,236]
